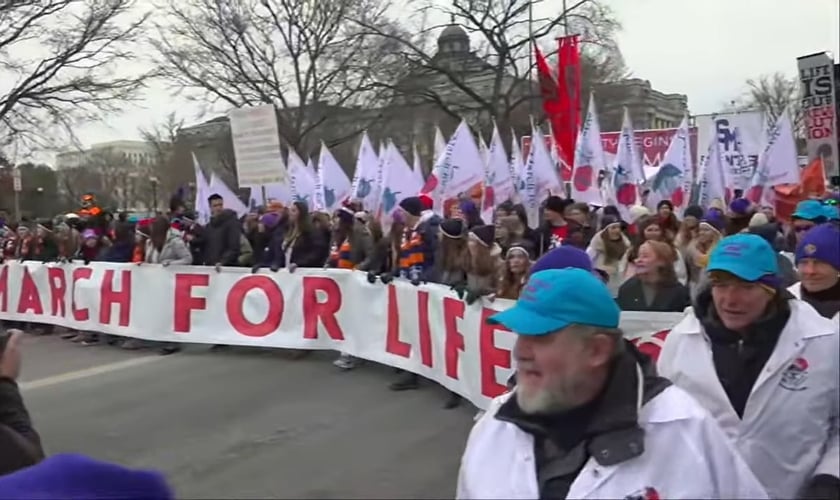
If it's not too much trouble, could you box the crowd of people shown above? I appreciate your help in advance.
[1,185,840,498]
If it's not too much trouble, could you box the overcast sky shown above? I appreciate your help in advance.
[55,0,840,158]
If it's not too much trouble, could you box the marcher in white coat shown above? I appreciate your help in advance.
[789,223,840,323]
[658,233,840,500]
[457,268,767,500]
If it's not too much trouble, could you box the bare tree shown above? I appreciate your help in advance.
[0,0,151,150]
[58,148,130,209]
[152,0,407,154]
[732,72,803,132]
[139,111,183,201]
[352,0,628,136]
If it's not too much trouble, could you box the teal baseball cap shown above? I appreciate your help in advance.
[707,233,779,282]
[488,268,620,336]
[793,199,828,221]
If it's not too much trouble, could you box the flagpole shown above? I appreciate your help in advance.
[528,0,535,118]
[563,0,568,35]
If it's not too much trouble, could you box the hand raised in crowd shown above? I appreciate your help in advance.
[0,329,24,380]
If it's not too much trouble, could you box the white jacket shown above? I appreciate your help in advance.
[658,300,840,499]
[457,386,767,499]
[788,282,840,323]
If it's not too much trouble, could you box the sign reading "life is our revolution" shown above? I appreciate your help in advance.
[797,51,839,177]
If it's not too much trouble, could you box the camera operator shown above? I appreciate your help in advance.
[0,330,44,475]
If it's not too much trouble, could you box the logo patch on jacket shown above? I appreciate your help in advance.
[624,486,660,500]
[779,357,809,391]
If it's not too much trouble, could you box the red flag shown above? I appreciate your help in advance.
[555,35,581,181]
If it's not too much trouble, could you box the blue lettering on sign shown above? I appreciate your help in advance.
[716,119,742,153]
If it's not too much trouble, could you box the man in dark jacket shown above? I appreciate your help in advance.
[0,330,45,475]
[200,194,241,270]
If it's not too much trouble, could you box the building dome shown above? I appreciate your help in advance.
[437,24,469,55]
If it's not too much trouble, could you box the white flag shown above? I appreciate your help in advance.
[572,94,607,206]
[482,121,516,222]
[208,172,249,218]
[434,125,447,164]
[411,142,426,189]
[648,114,692,211]
[608,108,644,220]
[510,128,525,202]
[192,152,212,224]
[695,125,730,210]
[380,141,423,232]
[350,132,380,211]
[314,141,352,213]
[287,148,317,210]
[523,122,559,228]
[746,108,799,204]
[422,120,484,212]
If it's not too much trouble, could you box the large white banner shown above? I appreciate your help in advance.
[229,104,286,187]
[695,111,766,190]
[0,263,683,409]
[798,51,838,178]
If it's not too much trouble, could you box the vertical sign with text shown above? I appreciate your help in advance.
[798,52,838,177]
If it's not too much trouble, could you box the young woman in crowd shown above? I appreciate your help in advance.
[495,242,533,300]
[616,239,691,312]
[125,216,194,353]
[435,218,469,287]
[250,210,286,272]
[790,223,840,322]
[620,215,687,284]
[327,206,372,270]
[463,225,503,303]
[674,205,703,252]
[655,200,681,241]
[683,210,725,298]
[282,201,329,270]
[585,215,630,297]
[360,216,399,279]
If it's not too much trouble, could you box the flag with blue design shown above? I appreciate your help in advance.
[350,131,381,212]
[314,141,352,213]
[379,141,423,232]
[287,148,316,211]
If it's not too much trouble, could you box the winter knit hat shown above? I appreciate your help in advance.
[530,246,593,274]
[684,205,704,220]
[469,225,495,247]
[440,218,466,238]
[796,223,840,271]
[335,206,355,225]
[748,212,769,228]
[656,200,674,211]
[729,198,753,217]
[418,193,434,211]
[259,212,282,229]
[600,215,622,230]
[81,229,98,240]
[459,199,478,216]
[399,196,424,217]
[628,205,651,223]
[700,210,725,234]
[0,453,173,499]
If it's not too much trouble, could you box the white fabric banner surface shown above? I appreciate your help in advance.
[695,111,766,190]
[0,262,684,409]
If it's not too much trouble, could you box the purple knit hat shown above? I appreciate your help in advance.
[729,198,752,217]
[530,246,593,274]
[700,209,726,233]
[259,212,281,229]
[796,223,840,271]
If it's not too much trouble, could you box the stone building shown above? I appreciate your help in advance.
[54,140,162,211]
[176,24,688,183]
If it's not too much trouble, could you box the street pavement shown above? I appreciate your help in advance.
[18,333,476,499]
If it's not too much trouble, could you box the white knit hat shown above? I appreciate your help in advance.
[748,212,769,228]
[628,205,651,222]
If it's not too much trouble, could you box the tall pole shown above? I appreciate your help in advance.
[563,0,568,35]
[528,0,535,118]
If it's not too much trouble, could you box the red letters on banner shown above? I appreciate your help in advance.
[99,269,131,327]
[47,267,67,317]
[443,297,465,380]
[0,266,7,312]
[302,276,344,341]
[416,290,433,368]
[71,267,93,321]
[173,273,209,333]
[226,275,284,337]
[385,284,411,358]
[479,307,511,398]
[17,267,43,315]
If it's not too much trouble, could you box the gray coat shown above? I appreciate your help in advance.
[145,230,193,265]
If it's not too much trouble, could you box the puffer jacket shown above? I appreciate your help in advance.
[145,229,193,265]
